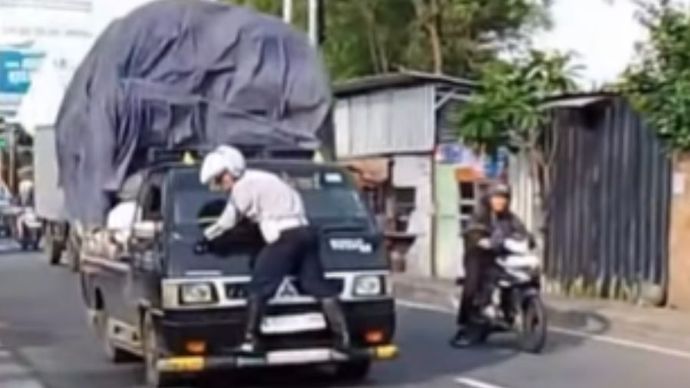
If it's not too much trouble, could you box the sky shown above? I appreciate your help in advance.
[533,0,648,88]
[0,0,156,119]
[533,0,690,88]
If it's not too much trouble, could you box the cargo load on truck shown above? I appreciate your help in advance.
[55,0,333,226]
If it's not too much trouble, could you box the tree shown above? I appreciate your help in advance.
[620,0,690,151]
[224,0,553,80]
[408,0,552,74]
[458,50,580,222]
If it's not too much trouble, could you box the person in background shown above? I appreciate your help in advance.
[450,182,531,348]
[196,145,351,356]
[106,173,144,246]
[18,178,34,208]
[14,178,35,241]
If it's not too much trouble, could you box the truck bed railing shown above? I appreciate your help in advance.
[147,145,315,165]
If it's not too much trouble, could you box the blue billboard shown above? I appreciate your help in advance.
[0,50,45,95]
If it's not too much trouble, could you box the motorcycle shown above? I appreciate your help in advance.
[469,234,547,353]
[16,207,42,251]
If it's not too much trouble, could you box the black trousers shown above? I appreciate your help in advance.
[456,253,494,327]
[249,226,336,301]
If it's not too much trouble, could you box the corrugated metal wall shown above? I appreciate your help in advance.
[334,85,435,158]
[508,151,540,235]
[545,97,671,302]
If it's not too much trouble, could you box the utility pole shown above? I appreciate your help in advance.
[308,0,318,46]
[283,0,293,24]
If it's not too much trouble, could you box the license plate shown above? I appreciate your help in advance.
[261,313,327,334]
[266,348,333,365]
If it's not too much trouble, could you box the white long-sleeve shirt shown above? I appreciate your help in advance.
[203,169,308,243]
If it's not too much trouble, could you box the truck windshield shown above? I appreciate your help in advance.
[171,168,371,226]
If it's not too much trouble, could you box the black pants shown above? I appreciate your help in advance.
[456,253,494,327]
[249,226,336,301]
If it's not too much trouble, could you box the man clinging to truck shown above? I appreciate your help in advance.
[196,145,351,356]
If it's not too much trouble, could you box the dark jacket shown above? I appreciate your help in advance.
[462,195,530,260]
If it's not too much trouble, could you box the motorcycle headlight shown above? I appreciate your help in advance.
[353,275,385,297]
[179,282,217,305]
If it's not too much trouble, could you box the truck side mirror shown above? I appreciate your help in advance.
[132,220,161,241]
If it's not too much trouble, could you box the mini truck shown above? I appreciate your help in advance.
[78,149,398,387]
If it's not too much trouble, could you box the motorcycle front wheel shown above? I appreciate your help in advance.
[517,295,547,353]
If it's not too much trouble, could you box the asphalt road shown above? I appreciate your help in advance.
[1,249,690,388]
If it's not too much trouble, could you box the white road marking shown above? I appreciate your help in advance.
[455,376,508,388]
[548,326,690,360]
[0,362,29,375]
[396,299,690,361]
[0,345,47,388]
[1,378,45,388]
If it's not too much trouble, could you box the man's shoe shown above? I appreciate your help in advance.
[234,337,265,357]
[235,296,266,357]
[321,298,351,352]
[449,329,481,348]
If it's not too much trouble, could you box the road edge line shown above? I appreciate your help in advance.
[455,376,508,388]
[396,299,690,360]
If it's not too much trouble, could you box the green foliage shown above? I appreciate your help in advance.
[223,0,552,80]
[230,0,282,14]
[458,50,580,153]
[620,1,690,151]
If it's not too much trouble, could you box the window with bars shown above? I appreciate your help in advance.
[361,186,386,216]
[458,181,489,231]
[393,188,416,232]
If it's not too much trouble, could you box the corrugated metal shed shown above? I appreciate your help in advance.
[334,86,435,157]
[509,151,540,235]
[335,71,475,98]
[333,72,474,158]
[544,95,671,302]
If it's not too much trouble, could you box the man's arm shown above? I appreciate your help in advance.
[203,200,239,240]
[509,213,536,247]
[202,181,254,241]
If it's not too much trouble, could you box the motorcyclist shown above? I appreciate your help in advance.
[196,145,351,356]
[15,178,35,241]
[450,182,530,348]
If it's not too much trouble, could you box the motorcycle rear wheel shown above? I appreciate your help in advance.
[517,295,547,353]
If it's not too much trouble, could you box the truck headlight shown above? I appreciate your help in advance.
[353,275,385,297]
[179,283,217,305]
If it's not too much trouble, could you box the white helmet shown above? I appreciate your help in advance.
[199,145,246,185]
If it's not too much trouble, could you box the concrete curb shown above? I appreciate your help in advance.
[391,274,690,340]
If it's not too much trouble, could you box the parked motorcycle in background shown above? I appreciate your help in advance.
[471,235,547,353]
[17,207,42,251]
[0,192,13,237]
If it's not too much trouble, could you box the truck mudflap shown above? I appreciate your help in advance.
[157,345,399,373]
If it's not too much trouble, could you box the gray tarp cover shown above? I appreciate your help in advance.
[55,0,332,225]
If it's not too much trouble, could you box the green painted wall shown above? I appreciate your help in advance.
[433,164,461,279]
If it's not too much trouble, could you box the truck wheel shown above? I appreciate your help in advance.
[44,236,63,265]
[335,360,371,382]
[66,236,81,273]
[143,313,175,387]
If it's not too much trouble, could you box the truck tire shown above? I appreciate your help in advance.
[66,233,81,273]
[143,313,176,387]
[44,231,63,265]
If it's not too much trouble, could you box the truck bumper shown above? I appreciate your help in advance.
[157,345,398,373]
[156,299,397,373]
